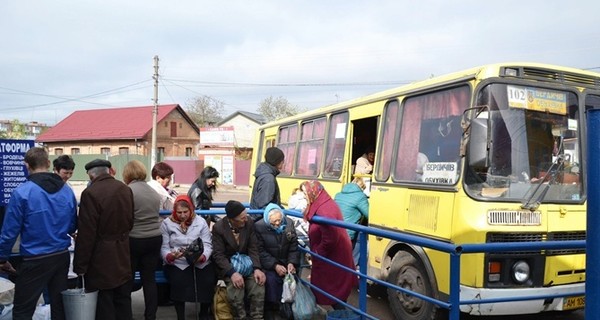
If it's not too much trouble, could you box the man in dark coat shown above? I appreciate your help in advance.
[74,159,134,320]
[212,200,266,319]
[249,147,284,211]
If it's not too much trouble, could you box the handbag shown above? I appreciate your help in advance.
[230,253,253,277]
[213,281,233,320]
[182,237,204,265]
[279,302,294,319]
[291,276,319,320]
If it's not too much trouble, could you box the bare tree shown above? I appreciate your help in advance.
[184,96,225,127]
[257,96,302,122]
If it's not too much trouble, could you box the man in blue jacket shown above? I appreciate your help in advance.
[0,147,78,320]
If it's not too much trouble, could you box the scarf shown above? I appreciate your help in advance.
[263,203,287,234]
[170,194,195,234]
[300,180,324,221]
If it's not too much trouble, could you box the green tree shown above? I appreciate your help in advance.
[0,119,28,139]
[184,96,225,127]
[257,96,302,122]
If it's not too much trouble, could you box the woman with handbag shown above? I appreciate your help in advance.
[160,195,216,320]
[254,203,300,319]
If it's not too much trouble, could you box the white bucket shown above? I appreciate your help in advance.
[61,278,97,320]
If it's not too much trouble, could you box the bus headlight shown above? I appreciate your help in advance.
[511,260,530,284]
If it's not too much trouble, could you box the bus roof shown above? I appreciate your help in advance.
[259,62,600,129]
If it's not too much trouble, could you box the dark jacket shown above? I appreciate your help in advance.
[249,162,281,209]
[73,173,134,291]
[188,181,212,210]
[211,218,261,278]
[254,216,300,271]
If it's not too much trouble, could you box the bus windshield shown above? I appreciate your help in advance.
[464,83,582,203]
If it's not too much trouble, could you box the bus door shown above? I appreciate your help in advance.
[351,116,378,193]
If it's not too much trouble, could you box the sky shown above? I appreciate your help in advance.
[1,1,599,126]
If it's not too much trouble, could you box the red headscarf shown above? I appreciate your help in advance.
[171,194,195,234]
[300,180,324,220]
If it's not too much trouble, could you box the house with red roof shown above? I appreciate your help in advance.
[36,104,200,159]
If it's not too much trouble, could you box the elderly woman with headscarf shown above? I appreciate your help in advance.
[301,180,356,310]
[254,203,300,316]
[160,195,216,320]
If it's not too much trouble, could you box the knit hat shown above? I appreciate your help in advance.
[84,159,112,171]
[265,147,284,166]
[225,200,246,219]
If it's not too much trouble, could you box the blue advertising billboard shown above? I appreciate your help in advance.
[0,139,35,206]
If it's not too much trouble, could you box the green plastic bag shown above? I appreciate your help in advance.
[291,277,319,320]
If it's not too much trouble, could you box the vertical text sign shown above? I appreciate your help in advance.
[0,139,34,206]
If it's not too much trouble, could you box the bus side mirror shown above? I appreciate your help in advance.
[468,118,491,169]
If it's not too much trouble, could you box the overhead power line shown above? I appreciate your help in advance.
[0,79,153,111]
[162,78,412,87]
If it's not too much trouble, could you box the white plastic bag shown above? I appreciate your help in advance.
[281,273,296,303]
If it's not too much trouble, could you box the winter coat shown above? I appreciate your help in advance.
[249,162,281,209]
[334,183,369,240]
[74,173,134,291]
[211,218,261,278]
[254,204,300,270]
[305,189,356,305]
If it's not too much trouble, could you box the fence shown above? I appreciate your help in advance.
[143,205,589,319]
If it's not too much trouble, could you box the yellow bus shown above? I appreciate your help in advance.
[250,62,598,319]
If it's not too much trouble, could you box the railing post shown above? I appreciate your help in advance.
[358,231,368,319]
[586,109,600,320]
[449,248,461,320]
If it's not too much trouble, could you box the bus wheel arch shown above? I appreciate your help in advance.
[385,244,443,320]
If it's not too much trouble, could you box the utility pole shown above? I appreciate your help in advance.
[150,55,159,170]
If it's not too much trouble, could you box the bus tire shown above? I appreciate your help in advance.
[387,250,441,320]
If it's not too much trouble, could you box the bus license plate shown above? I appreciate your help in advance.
[563,296,585,310]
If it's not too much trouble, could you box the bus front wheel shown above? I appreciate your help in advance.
[387,251,441,320]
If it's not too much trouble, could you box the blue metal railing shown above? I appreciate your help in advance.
[161,204,586,320]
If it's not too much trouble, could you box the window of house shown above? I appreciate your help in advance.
[119,147,129,155]
[278,124,298,175]
[71,148,80,155]
[322,112,349,178]
[185,147,193,157]
[170,122,177,137]
[158,147,165,157]
[55,148,63,155]
[164,122,168,127]
[295,117,326,177]
[101,147,110,155]
[179,123,182,129]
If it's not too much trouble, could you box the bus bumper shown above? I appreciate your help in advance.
[459,283,585,315]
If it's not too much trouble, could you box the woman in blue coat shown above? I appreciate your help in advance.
[334,177,369,266]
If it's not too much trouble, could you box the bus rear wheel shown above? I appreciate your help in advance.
[387,251,441,320]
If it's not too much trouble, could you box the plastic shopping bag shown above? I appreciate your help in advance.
[281,273,296,303]
[291,277,319,320]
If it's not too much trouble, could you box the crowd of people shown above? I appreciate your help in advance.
[0,146,371,320]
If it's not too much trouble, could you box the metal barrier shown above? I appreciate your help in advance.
[164,204,587,320]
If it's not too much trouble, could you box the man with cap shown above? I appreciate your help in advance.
[0,147,77,320]
[74,159,134,320]
[212,200,266,319]
[249,147,284,213]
